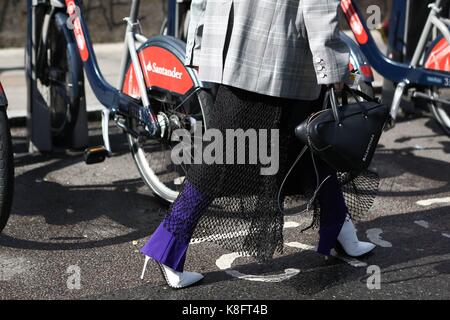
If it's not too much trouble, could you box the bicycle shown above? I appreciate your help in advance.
[0,82,15,234]
[342,0,450,136]
[27,0,213,203]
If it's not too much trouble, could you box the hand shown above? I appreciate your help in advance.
[333,82,344,92]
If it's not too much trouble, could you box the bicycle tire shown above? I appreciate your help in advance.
[35,18,82,146]
[429,88,450,136]
[0,108,14,234]
[128,89,213,203]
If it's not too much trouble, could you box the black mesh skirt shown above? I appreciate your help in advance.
[164,84,379,261]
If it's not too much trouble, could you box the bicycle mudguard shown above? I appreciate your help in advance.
[0,82,8,109]
[340,32,374,83]
[54,11,84,105]
[424,35,450,72]
[122,35,202,98]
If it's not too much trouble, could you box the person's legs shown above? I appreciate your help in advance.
[314,159,376,257]
[315,160,348,256]
[141,180,213,272]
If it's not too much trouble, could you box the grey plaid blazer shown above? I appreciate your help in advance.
[186,0,349,100]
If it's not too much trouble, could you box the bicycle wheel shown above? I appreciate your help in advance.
[36,19,82,145]
[127,89,213,203]
[0,108,14,233]
[429,87,450,136]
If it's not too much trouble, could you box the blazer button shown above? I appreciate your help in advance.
[315,57,323,64]
[319,73,327,78]
[317,65,325,71]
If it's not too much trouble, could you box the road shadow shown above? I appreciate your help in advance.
[193,206,450,297]
[0,124,167,251]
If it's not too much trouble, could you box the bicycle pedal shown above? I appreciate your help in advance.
[84,146,110,165]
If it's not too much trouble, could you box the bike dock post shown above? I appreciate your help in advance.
[26,0,89,153]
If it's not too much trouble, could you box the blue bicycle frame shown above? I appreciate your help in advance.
[167,0,178,37]
[343,0,450,88]
[64,0,159,136]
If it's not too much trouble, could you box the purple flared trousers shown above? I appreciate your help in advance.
[140,181,209,272]
[141,172,348,272]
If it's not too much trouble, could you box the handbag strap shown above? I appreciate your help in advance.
[344,85,378,103]
[329,86,342,125]
[322,90,331,110]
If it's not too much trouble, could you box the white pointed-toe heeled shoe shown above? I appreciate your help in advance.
[141,256,204,289]
[336,215,376,258]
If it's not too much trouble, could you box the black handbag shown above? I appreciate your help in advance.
[295,85,389,173]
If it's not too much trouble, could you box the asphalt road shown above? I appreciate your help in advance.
[0,114,449,300]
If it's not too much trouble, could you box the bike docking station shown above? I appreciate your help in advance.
[26,0,89,153]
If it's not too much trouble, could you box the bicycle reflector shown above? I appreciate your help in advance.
[359,65,374,79]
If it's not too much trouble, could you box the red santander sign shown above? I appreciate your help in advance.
[65,0,89,61]
[341,0,369,45]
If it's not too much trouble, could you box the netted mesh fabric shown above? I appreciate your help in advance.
[164,84,379,261]
[339,170,380,221]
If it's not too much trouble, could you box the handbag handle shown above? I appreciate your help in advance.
[342,85,378,116]
[344,85,378,103]
[328,85,376,125]
[329,86,342,126]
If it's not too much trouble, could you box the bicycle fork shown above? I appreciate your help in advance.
[388,81,408,127]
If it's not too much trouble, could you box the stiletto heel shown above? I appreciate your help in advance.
[140,256,204,289]
[141,256,150,280]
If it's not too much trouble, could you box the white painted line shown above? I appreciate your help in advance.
[216,252,249,269]
[442,233,450,239]
[285,242,367,268]
[0,256,28,281]
[416,197,450,207]
[414,220,429,229]
[225,269,301,283]
[191,220,300,245]
[215,252,300,283]
[285,242,315,251]
[366,228,393,248]
[284,221,300,229]
[191,231,247,245]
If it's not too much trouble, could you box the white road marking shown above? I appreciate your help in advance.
[225,269,301,282]
[285,242,367,268]
[191,221,300,245]
[0,256,28,281]
[416,197,450,207]
[284,221,300,229]
[190,231,247,245]
[216,252,250,269]
[284,242,315,251]
[366,228,393,248]
[215,252,300,283]
[205,220,368,283]
[413,220,450,240]
[414,220,429,229]
[173,177,186,186]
